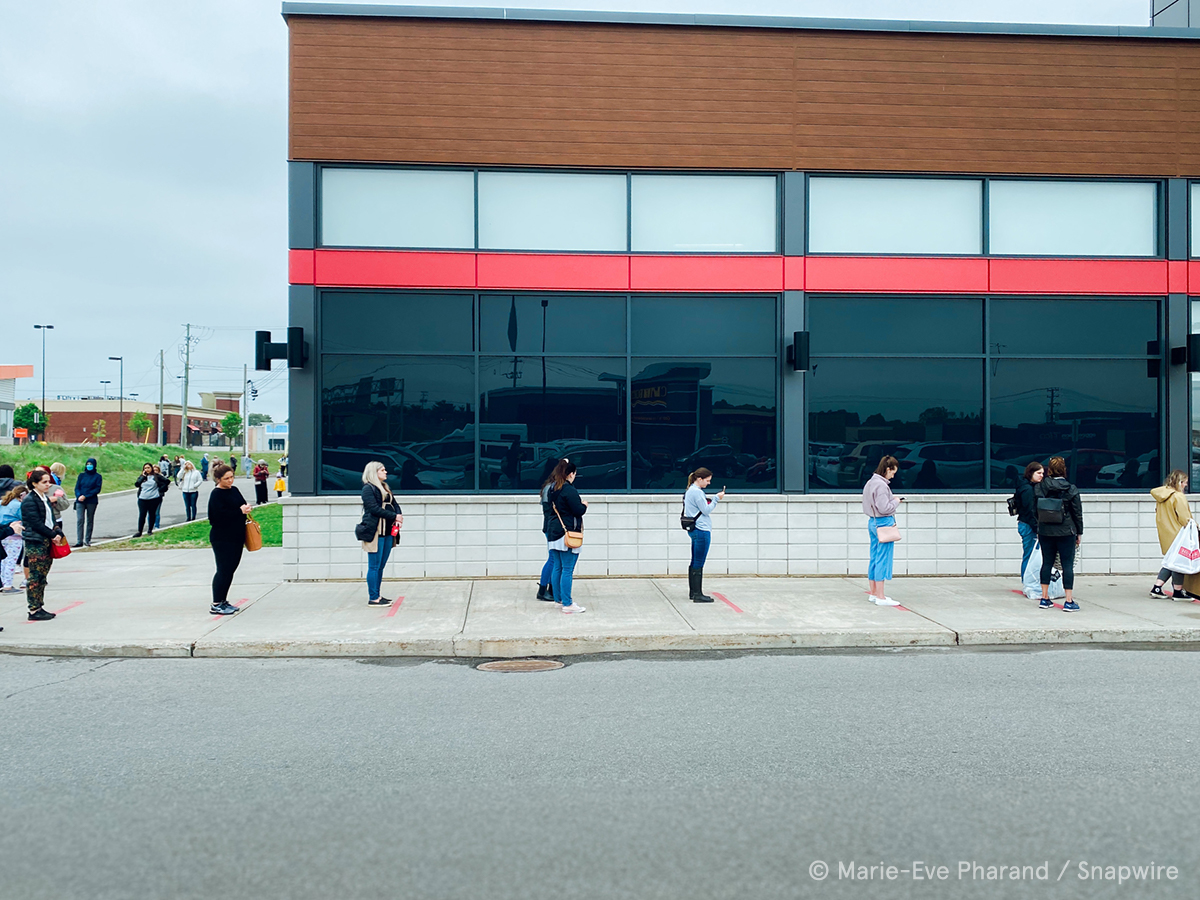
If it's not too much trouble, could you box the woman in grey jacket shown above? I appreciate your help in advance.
[862,456,903,606]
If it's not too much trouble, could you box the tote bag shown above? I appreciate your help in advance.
[1161,520,1200,575]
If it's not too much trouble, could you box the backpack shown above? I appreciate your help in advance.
[1036,485,1065,525]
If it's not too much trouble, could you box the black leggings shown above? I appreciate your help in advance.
[211,541,244,607]
[1039,534,1077,591]
[136,497,161,534]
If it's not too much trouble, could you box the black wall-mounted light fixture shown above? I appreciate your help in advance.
[785,331,810,372]
[256,327,308,370]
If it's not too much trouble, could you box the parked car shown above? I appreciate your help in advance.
[321,446,464,491]
[809,442,847,488]
[1095,449,1159,489]
[678,444,742,478]
[893,442,984,490]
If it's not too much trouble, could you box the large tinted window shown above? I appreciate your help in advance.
[807,177,982,255]
[631,358,777,490]
[808,297,982,355]
[320,168,475,249]
[323,293,474,354]
[321,356,475,492]
[630,175,777,253]
[807,359,985,491]
[479,357,626,491]
[990,299,1158,357]
[477,172,627,252]
[988,180,1158,257]
[479,295,625,354]
[991,360,1159,489]
[632,296,776,356]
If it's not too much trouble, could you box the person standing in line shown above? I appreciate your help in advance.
[535,459,560,602]
[862,455,903,606]
[158,455,170,478]
[1034,456,1084,612]
[253,459,270,505]
[207,463,250,615]
[359,461,402,607]
[134,462,169,537]
[279,455,288,477]
[273,470,286,498]
[72,457,102,547]
[1,484,28,593]
[200,453,210,481]
[1150,469,1197,600]
[21,468,67,621]
[546,458,587,614]
[684,466,726,603]
[0,464,19,496]
[1014,461,1043,578]
[47,463,71,514]
[179,459,203,522]
[242,452,253,480]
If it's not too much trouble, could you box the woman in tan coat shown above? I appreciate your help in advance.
[1150,469,1198,599]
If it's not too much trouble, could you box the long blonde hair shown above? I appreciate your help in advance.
[2,484,27,506]
[1164,469,1188,492]
[362,460,393,501]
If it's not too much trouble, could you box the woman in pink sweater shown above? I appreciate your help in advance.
[862,455,903,606]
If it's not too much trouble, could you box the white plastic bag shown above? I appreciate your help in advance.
[1022,543,1065,600]
[1161,520,1200,576]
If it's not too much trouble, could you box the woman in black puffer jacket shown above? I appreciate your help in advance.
[359,461,402,607]
[545,458,587,615]
[1033,456,1084,613]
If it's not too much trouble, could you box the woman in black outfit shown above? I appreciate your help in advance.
[359,460,402,607]
[208,463,251,616]
[546,458,588,614]
[20,469,65,622]
[1034,456,1084,612]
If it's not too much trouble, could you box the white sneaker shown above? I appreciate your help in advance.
[874,596,900,606]
[561,603,587,614]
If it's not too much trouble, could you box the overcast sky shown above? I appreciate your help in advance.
[0,1,1150,422]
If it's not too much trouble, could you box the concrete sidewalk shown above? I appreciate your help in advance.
[2,547,1199,658]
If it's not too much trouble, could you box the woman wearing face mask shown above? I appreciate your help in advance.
[20,468,67,621]
[208,463,252,615]
[73,457,102,547]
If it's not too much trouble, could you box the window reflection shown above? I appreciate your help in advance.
[632,296,776,356]
[991,299,1158,358]
[322,293,474,354]
[807,359,984,490]
[321,356,475,492]
[808,297,982,355]
[479,356,626,491]
[479,295,626,354]
[631,358,776,489]
[991,359,1159,490]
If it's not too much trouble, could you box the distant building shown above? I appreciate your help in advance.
[0,365,34,440]
[35,397,238,446]
[247,422,289,453]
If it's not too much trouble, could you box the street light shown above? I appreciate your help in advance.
[100,380,111,400]
[109,356,123,442]
[33,324,53,437]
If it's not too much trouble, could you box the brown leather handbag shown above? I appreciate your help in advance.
[244,513,263,552]
[552,500,584,549]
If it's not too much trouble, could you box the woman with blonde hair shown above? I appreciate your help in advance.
[358,461,402,606]
[1150,469,1197,599]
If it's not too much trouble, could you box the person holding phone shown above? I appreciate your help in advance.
[684,467,726,603]
[862,455,903,606]
[208,463,253,616]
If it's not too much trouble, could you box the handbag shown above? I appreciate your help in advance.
[875,522,902,543]
[552,495,584,549]
[680,497,697,532]
[244,514,263,552]
[354,521,375,542]
[50,538,71,559]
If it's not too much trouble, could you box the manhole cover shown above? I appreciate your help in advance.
[477,659,565,673]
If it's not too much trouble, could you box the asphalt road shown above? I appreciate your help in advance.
[58,475,268,543]
[2,648,1198,900]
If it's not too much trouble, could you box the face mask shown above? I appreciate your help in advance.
[86,464,95,471]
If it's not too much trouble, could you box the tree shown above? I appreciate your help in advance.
[248,413,273,426]
[221,411,243,445]
[14,402,47,437]
[128,411,153,442]
[91,419,107,444]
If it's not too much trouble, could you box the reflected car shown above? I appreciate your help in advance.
[837,442,909,488]
[548,441,628,489]
[678,444,741,478]
[321,446,464,491]
[809,442,849,487]
[1095,449,1159,489]
[893,442,984,490]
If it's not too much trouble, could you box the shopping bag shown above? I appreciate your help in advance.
[1161,520,1200,575]
[1022,544,1064,600]
[244,514,263,552]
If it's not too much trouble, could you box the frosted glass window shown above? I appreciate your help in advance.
[320,167,475,249]
[808,177,982,254]
[989,180,1157,256]
[631,175,777,252]
[1192,183,1200,257]
[478,172,627,251]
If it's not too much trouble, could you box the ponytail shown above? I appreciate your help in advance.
[550,458,577,491]
[687,467,714,488]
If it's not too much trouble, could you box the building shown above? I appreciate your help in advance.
[38,398,235,446]
[0,365,34,440]
[280,3,1200,581]
[248,422,289,453]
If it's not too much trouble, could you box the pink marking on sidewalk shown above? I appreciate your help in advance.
[711,592,742,613]
[382,596,405,618]
[53,601,85,615]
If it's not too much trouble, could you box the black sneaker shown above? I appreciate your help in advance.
[367,597,392,606]
[1063,600,1080,612]
[209,603,239,616]
[1039,598,1055,609]
[1150,585,1166,598]
[28,608,56,621]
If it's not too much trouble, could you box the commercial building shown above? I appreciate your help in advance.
[38,398,235,446]
[0,365,34,440]
[280,3,1200,580]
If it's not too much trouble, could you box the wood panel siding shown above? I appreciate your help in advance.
[288,16,1200,176]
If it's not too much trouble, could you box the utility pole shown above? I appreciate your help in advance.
[109,356,123,442]
[34,324,53,437]
[159,349,165,445]
[242,363,248,458]
[182,323,192,450]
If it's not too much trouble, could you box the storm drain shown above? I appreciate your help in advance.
[477,659,565,673]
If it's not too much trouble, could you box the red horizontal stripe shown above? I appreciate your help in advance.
[806,256,988,293]
[477,253,628,290]
[1190,261,1200,295]
[288,250,1188,295]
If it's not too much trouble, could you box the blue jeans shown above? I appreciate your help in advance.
[689,528,711,569]
[366,534,394,600]
[550,549,579,607]
[540,551,554,588]
[867,516,895,581]
[1017,521,1037,577]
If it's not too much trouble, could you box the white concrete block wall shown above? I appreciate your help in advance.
[279,494,1166,581]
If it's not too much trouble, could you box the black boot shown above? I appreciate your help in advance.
[536,583,554,601]
[689,567,714,603]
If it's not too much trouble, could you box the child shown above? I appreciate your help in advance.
[1,484,28,592]
[274,471,287,498]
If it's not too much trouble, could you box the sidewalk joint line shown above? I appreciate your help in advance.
[651,578,697,631]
